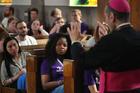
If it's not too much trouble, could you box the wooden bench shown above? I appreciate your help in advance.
[26,55,84,93]
[1,45,84,93]
[63,59,84,93]
[0,45,46,93]
[26,55,38,93]
[26,56,85,93]
[36,38,48,45]
[21,44,46,55]
[34,35,49,39]
[26,53,46,93]
[0,87,17,93]
[20,41,85,93]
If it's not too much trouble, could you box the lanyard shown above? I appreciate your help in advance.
[57,59,63,67]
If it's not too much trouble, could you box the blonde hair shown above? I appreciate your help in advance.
[72,9,82,17]
[51,8,62,17]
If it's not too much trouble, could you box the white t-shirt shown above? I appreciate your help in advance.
[1,17,8,28]
[16,35,37,46]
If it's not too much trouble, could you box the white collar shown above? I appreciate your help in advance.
[16,35,27,41]
[116,22,131,29]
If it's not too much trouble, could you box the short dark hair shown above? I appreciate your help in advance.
[106,6,130,22]
[30,8,39,14]
[8,16,18,25]
[9,6,14,15]
[15,20,25,28]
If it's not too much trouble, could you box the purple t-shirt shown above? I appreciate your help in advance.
[84,70,96,93]
[41,58,63,81]
[81,22,89,34]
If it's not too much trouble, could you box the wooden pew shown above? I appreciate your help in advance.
[63,59,84,93]
[20,43,47,93]
[34,35,48,39]
[26,53,46,93]
[26,55,38,93]
[0,87,17,93]
[63,59,74,93]
[21,44,45,51]
[21,44,46,55]
[36,38,48,45]
[20,38,48,55]
[1,47,84,93]
[26,57,84,93]
[0,44,46,93]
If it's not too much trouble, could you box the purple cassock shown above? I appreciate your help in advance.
[41,58,63,81]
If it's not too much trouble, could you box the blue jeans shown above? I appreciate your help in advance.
[17,73,26,90]
[52,85,64,93]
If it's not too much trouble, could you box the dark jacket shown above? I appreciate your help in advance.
[71,24,140,93]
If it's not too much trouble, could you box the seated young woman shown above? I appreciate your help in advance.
[49,17,65,34]
[40,32,98,93]
[40,33,71,93]
[31,19,49,39]
[0,36,30,89]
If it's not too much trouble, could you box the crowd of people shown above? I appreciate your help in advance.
[0,0,140,93]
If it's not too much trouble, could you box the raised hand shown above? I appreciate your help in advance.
[94,21,108,42]
[67,22,82,43]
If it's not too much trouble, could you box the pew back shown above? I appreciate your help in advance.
[0,87,17,93]
[21,44,46,55]
[26,57,85,93]
[26,55,38,93]
[26,54,46,93]
[64,59,84,93]
[34,35,48,39]
[36,38,48,45]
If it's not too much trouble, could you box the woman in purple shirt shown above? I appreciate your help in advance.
[41,33,97,93]
[40,33,70,93]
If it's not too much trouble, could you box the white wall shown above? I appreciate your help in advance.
[13,0,31,5]
[44,0,68,6]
